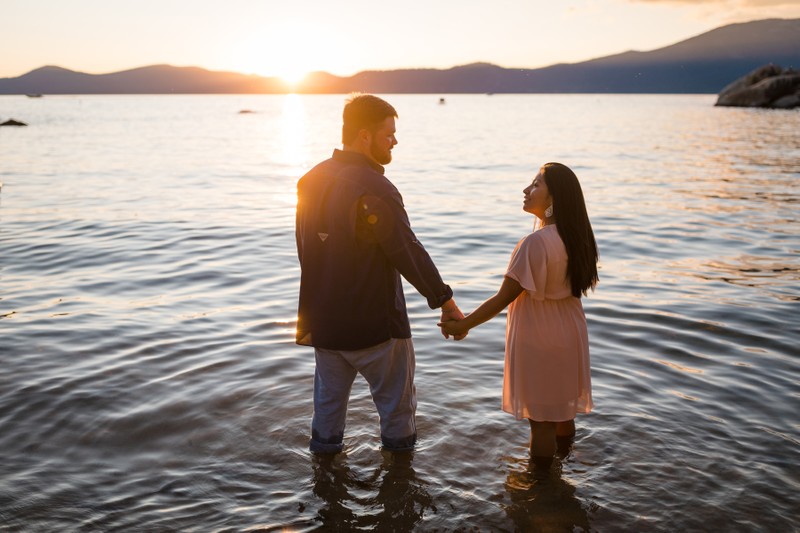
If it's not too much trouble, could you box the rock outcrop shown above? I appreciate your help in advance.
[0,118,28,126]
[716,64,800,109]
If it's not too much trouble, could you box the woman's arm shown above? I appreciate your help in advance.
[438,276,524,336]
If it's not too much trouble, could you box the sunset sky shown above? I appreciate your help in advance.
[3,0,799,81]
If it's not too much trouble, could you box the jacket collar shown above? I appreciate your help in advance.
[332,149,385,175]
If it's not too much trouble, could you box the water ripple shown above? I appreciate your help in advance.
[0,94,797,531]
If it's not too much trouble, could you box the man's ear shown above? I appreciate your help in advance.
[357,128,372,146]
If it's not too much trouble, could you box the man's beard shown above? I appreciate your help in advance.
[370,140,392,165]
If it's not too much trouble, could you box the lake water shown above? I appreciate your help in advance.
[1,94,798,531]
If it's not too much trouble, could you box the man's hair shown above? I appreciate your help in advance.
[342,94,398,145]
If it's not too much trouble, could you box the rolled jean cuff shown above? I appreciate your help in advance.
[381,433,416,452]
[309,438,344,454]
[310,430,344,454]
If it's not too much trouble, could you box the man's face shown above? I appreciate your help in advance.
[369,116,398,165]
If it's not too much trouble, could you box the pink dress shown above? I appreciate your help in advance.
[503,224,593,422]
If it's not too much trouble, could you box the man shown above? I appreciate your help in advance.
[295,94,465,454]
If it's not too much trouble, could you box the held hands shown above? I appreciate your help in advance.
[438,318,469,338]
[437,277,519,342]
[439,298,468,341]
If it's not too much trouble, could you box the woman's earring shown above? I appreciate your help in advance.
[545,204,554,218]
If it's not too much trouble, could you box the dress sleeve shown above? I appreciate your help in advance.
[505,234,547,301]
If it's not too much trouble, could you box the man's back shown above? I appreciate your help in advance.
[296,149,412,350]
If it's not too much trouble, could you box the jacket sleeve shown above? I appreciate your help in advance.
[361,188,453,309]
[295,183,304,267]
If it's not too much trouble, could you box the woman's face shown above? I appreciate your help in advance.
[522,169,553,219]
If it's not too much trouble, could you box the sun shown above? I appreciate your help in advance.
[260,52,312,85]
[277,67,308,85]
[232,54,310,86]
[231,30,317,87]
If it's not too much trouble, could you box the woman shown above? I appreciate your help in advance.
[440,162,598,465]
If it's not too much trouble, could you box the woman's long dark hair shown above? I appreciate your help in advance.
[542,162,599,297]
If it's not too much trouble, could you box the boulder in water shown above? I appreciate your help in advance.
[716,64,800,109]
[1,118,27,126]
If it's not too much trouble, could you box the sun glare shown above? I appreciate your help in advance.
[281,94,308,170]
[278,68,308,86]
[232,28,319,88]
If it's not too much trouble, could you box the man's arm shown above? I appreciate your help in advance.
[362,188,467,339]
[363,190,454,310]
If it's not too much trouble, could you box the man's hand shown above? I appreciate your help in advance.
[438,319,469,338]
[440,299,467,340]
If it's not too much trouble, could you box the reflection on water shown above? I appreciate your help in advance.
[281,94,310,171]
[669,254,800,303]
[504,455,591,532]
[311,451,432,531]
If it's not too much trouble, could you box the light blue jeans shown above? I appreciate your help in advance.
[311,338,417,453]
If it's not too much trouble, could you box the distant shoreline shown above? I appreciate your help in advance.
[2,18,798,96]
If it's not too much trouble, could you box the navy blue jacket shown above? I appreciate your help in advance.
[295,149,453,350]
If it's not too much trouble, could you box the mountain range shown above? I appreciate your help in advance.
[1,18,798,95]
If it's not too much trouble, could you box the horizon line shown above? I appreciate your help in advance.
[4,15,797,80]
